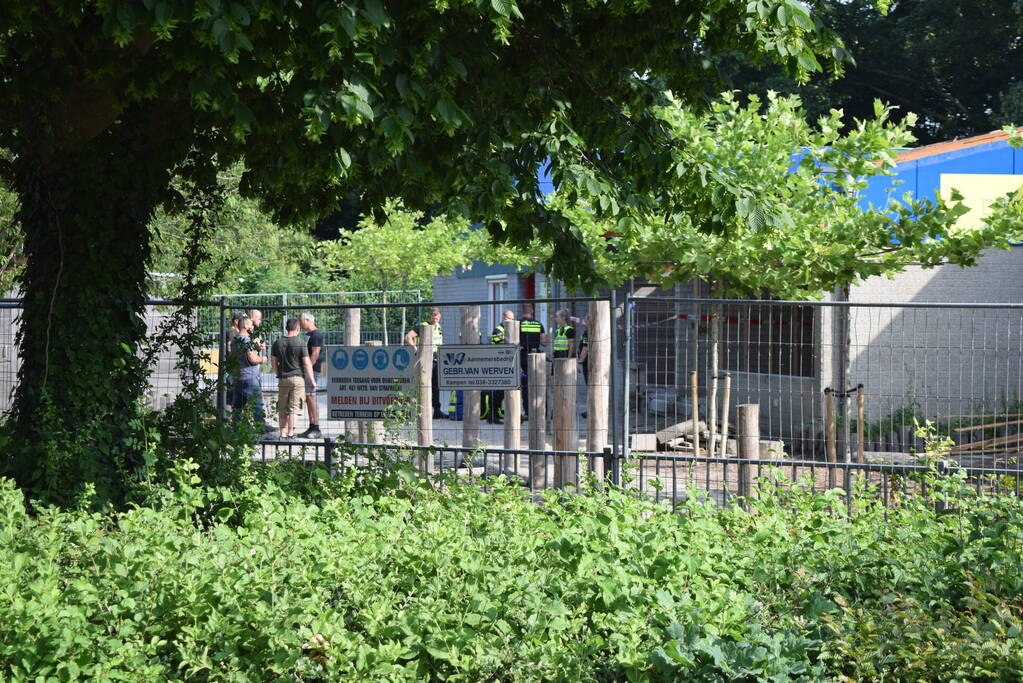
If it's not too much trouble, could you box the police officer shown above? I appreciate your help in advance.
[519,305,547,420]
[484,309,515,423]
[405,307,445,419]
[552,308,576,359]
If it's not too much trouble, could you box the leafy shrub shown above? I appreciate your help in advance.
[1,464,1021,680]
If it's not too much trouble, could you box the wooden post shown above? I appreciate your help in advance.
[364,341,384,445]
[856,384,865,464]
[461,306,481,449]
[416,323,434,472]
[718,374,732,458]
[502,319,521,472]
[586,300,610,483]
[825,389,837,488]
[690,371,700,455]
[343,308,361,440]
[528,352,547,488]
[707,299,721,464]
[737,403,759,499]
[553,358,578,488]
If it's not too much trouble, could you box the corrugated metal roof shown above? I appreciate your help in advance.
[896,128,1022,163]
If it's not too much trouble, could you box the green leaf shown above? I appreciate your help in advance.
[362,0,391,28]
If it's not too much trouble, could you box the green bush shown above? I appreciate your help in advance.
[1,463,1021,681]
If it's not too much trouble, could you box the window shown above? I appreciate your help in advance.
[721,301,815,378]
[487,275,509,334]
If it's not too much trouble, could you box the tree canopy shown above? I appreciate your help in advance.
[721,0,1023,144]
[2,0,859,504]
[476,93,1023,298]
[1,0,849,284]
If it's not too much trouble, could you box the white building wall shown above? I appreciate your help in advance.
[846,247,1023,420]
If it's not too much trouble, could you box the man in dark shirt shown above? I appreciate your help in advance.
[519,305,547,420]
[298,312,324,439]
[271,317,316,439]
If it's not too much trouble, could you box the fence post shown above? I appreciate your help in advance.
[503,319,521,473]
[461,306,481,450]
[737,403,759,500]
[690,370,700,455]
[587,299,610,484]
[216,296,227,422]
[825,388,837,489]
[343,307,361,441]
[623,294,632,463]
[719,374,732,458]
[553,358,578,488]
[856,384,865,464]
[323,437,335,477]
[416,323,434,472]
[609,290,620,486]
[528,351,547,488]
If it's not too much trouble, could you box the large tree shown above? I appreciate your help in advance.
[0,0,848,503]
[720,0,1023,144]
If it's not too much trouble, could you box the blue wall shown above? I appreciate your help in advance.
[858,139,1020,211]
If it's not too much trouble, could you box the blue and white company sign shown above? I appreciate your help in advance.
[437,344,520,391]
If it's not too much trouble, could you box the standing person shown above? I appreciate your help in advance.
[297,312,324,439]
[484,309,515,424]
[224,311,247,411]
[552,308,576,359]
[231,316,270,432]
[577,318,590,383]
[247,308,263,330]
[519,305,547,420]
[405,307,445,419]
[271,317,316,439]
[226,311,246,345]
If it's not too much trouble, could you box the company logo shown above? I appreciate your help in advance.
[444,352,467,366]
[372,348,389,370]
[352,348,369,370]
[392,348,411,370]
[331,348,349,370]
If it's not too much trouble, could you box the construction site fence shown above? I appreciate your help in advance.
[2,293,1023,513]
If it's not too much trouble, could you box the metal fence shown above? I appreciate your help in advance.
[3,292,1023,511]
[626,297,1023,463]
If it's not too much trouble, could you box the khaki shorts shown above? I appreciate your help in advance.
[277,376,305,417]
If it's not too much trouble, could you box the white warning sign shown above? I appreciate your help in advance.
[437,344,521,391]
[325,345,416,421]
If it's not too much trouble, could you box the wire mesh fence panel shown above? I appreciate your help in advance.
[0,302,20,415]
[626,296,1023,506]
[4,289,1023,512]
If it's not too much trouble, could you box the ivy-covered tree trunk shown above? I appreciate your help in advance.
[6,121,178,506]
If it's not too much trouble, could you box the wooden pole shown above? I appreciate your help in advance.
[461,306,481,449]
[553,358,578,488]
[707,299,721,464]
[825,388,837,488]
[503,319,521,473]
[416,323,434,472]
[690,370,700,455]
[586,300,610,483]
[856,384,865,464]
[528,352,547,488]
[719,374,732,458]
[343,308,361,440]
[737,403,759,499]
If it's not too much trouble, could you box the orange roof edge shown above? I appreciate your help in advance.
[896,127,1023,164]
